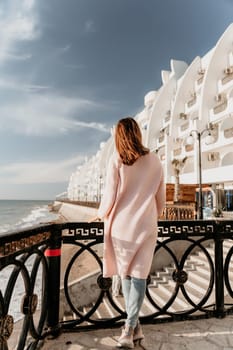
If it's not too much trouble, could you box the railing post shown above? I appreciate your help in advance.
[45,226,62,336]
[214,223,225,318]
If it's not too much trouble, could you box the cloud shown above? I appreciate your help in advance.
[0,52,32,61]
[0,76,110,135]
[0,4,112,137]
[73,120,110,133]
[0,155,85,184]
[84,19,95,33]
[0,94,110,135]
[0,0,39,64]
[58,44,71,53]
[0,77,50,92]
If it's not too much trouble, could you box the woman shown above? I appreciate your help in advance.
[92,117,165,348]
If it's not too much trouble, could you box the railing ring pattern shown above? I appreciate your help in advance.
[224,240,233,299]
[97,275,112,291]
[143,237,215,320]
[172,269,188,285]
[63,240,125,327]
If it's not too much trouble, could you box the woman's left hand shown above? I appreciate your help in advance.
[88,216,101,223]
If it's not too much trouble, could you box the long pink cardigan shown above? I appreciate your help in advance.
[98,152,166,279]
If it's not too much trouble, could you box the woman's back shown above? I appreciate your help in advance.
[111,152,163,242]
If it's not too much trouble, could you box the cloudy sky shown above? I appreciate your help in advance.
[0,0,232,200]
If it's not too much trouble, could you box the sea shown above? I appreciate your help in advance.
[0,200,60,322]
[0,199,60,235]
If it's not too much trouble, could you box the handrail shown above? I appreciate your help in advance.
[1,220,233,349]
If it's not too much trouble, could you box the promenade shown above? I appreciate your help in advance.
[42,315,233,350]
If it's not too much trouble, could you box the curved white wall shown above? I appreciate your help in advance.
[171,56,202,137]
[200,23,233,126]
[222,152,233,166]
[67,24,233,201]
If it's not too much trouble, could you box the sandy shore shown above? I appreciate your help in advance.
[52,201,100,282]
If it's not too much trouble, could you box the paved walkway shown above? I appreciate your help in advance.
[42,315,233,350]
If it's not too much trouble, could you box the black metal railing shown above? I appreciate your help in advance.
[1,220,233,349]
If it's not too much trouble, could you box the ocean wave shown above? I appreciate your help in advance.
[0,201,59,322]
[0,202,59,235]
[19,206,57,227]
[0,223,12,234]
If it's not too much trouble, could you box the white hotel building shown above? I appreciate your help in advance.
[66,24,233,217]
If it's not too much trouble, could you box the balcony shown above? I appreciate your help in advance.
[222,66,233,85]
[185,144,194,152]
[2,220,233,349]
[158,126,169,145]
[179,121,190,133]
[195,69,205,90]
[224,126,233,139]
[218,67,233,94]
[213,102,228,115]
[185,93,198,113]
[207,152,220,161]
[179,112,188,121]
[158,134,165,144]
[164,110,171,125]
[210,93,228,117]
[197,75,204,85]
[173,147,182,156]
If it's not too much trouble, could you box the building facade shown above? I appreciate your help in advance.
[67,24,233,217]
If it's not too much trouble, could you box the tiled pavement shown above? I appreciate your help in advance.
[42,315,233,350]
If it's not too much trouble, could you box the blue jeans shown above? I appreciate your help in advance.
[121,276,147,328]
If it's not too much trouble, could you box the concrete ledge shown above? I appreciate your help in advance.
[58,203,98,222]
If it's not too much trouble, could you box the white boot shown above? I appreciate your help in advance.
[133,322,144,342]
[117,325,134,349]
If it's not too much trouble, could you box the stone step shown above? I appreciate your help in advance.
[150,283,188,309]
[147,288,176,313]
[193,251,213,263]
[187,270,211,288]
[148,281,206,312]
[140,296,158,315]
[191,265,210,278]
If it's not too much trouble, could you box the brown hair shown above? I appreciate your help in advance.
[115,117,149,165]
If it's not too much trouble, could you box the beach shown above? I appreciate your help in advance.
[55,201,100,283]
